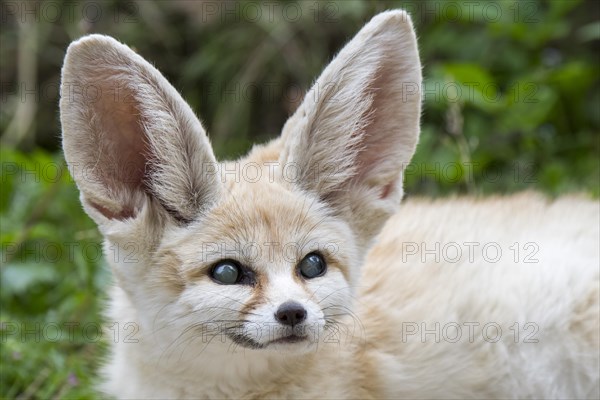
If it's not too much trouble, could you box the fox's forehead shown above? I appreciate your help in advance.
[214,179,325,239]
[194,138,335,250]
[217,138,289,188]
[170,177,351,274]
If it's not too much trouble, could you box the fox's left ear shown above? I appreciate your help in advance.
[279,10,422,244]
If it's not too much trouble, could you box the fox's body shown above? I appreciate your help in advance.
[60,10,599,399]
[360,194,599,399]
[101,189,599,399]
[100,144,600,399]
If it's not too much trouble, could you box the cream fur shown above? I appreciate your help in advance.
[59,10,599,400]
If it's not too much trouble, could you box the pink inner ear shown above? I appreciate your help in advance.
[89,200,136,220]
[88,81,151,219]
[380,180,395,199]
[98,86,148,188]
[348,52,420,198]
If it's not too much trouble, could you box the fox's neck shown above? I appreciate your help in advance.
[120,329,357,398]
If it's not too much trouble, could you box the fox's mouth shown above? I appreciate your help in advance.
[225,332,309,349]
[226,332,264,349]
[269,334,308,345]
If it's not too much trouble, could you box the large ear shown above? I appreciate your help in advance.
[279,10,422,243]
[60,35,221,226]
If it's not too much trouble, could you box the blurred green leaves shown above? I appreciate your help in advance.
[409,0,599,196]
[1,150,105,399]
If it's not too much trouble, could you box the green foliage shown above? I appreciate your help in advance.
[1,149,107,398]
[1,0,598,398]
[407,0,599,196]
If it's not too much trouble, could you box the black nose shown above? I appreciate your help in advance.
[275,301,307,326]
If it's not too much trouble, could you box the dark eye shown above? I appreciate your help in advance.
[210,261,241,284]
[298,253,327,279]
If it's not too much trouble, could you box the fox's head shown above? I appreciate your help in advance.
[60,11,421,354]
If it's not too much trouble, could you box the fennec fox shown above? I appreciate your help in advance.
[60,10,599,399]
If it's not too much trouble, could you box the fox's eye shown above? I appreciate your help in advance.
[211,261,240,284]
[298,253,327,279]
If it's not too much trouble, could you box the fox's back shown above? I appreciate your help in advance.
[357,193,599,398]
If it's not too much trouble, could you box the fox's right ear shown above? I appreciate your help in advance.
[60,35,221,227]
